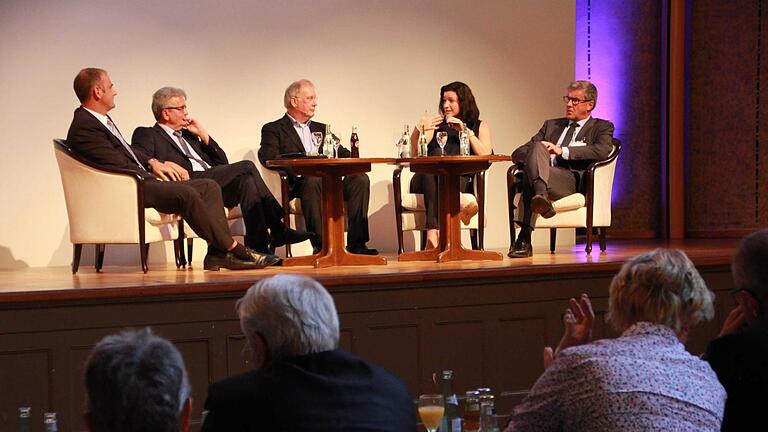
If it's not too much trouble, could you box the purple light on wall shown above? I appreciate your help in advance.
[575,0,630,205]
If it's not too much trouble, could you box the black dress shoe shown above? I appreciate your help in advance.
[508,239,533,258]
[531,195,556,219]
[271,228,314,248]
[346,245,379,255]
[245,248,282,267]
[203,252,273,271]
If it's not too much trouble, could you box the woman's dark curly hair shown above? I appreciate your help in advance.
[439,81,480,131]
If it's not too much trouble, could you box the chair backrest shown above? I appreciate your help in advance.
[590,138,621,226]
[53,139,144,243]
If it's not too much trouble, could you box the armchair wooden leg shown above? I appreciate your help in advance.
[285,242,292,258]
[95,244,105,272]
[140,243,150,273]
[72,244,82,274]
[470,229,478,250]
[420,231,427,251]
[550,229,557,254]
[585,227,594,254]
[173,238,186,268]
[599,228,608,252]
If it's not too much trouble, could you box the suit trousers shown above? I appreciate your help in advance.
[292,174,370,247]
[515,141,579,228]
[191,160,285,249]
[143,178,233,252]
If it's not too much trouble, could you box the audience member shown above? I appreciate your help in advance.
[509,80,614,258]
[132,86,311,254]
[66,68,275,270]
[505,249,725,431]
[201,274,415,431]
[84,328,191,432]
[704,230,768,431]
[409,81,493,249]
[258,79,377,255]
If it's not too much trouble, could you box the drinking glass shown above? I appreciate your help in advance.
[418,394,444,432]
[436,131,448,156]
[332,134,341,158]
[311,132,323,156]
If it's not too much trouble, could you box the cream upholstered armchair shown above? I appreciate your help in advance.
[507,138,621,254]
[393,166,486,253]
[53,139,182,273]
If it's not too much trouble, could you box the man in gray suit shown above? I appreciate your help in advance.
[509,80,614,258]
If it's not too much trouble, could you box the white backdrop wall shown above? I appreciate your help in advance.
[0,0,575,269]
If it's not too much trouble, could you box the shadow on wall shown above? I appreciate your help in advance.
[0,245,29,271]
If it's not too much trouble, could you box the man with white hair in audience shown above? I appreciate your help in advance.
[704,229,768,432]
[84,328,192,432]
[200,274,415,431]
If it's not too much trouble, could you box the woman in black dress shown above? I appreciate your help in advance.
[409,81,493,249]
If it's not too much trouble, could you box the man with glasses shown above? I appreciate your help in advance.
[704,230,768,431]
[66,68,275,270]
[132,87,312,255]
[508,80,614,258]
[258,79,377,255]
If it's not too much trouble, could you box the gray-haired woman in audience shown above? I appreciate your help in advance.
[505,249,726,432]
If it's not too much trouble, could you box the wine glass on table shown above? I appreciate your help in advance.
[436,131,448,156]
[311,132,323,156]
[418,394,444,432]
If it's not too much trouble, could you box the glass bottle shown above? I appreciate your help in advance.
[439,370,461,432]
[463,391,481,432]
[17,407,31,432]
[350,126,360,158]
[322,124,335,158]
[399,125,411,158]
[418,124,429,157]
[459,125,471,156]
[43,412,58,432]
[478,389,497,432]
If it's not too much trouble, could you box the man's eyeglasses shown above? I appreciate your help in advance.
[164,105,187,111]
[562,96,592,106]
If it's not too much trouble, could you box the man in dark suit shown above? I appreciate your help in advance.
[704,230,768,432]
[200,274,416,432]
[258,79,377,255]
[509,80,614,258]
[132,87,311,254]
[65,68,278,270]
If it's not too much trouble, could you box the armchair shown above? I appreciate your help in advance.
[393,166,486,254]
[53,139,182,273]
[507,138,621,254]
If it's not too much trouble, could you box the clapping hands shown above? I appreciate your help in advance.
[543,293,595,369]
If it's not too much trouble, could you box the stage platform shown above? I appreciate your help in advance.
[0,239,740,431]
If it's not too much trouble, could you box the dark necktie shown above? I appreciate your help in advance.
[173,130,210,170]
[560,122,579,148]
[106,117,147,172]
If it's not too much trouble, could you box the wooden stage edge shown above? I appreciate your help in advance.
[0,239,738,304]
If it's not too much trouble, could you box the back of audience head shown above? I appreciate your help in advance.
[732,229,768,319]
[84,328,191,432]
[237,274,339,368]
[607,248,715,340]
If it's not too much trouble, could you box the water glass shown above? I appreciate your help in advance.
[436,131,448,156]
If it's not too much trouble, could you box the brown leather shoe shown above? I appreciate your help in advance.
[531,195,556,219]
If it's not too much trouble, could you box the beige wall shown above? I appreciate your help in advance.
[0,0,574,269]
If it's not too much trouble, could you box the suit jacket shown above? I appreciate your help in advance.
[704,317,768,432]
[201,349,416,432]
[513,117,615,172]
[65,107,155,179]
[131,124,228,172]
[258,114,351,182]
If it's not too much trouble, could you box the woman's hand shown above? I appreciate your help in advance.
[419,114,443,132]
[445,115,465,132]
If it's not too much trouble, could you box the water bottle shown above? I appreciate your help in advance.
[418,124,429,157]
[459,126,471,156]
[43,412,58,432]
[322,124,335,158]
[399,125,411,158]
[17,407,31,432]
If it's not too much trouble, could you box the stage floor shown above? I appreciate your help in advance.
[0,239,738,303]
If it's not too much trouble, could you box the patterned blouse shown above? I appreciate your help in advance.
[504,322,726,432]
